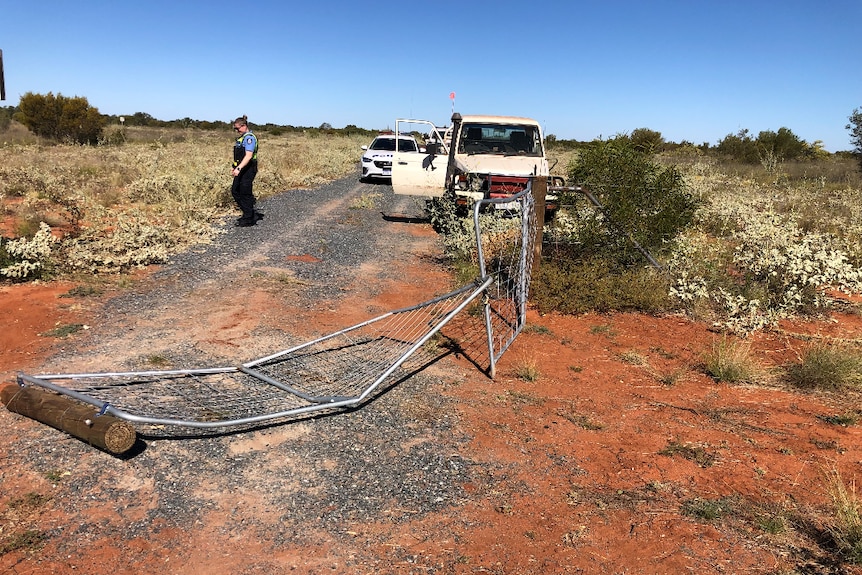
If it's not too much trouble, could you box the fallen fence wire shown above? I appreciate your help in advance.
[14,185,537,434]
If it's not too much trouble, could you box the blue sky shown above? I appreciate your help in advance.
[2,0,860,151]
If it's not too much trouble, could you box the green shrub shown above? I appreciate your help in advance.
[15,92,106,144]
[784,343,862,391]
[560,136,700,267]
[527,137,698,316]
[716,127,809,165]
[532,257,673,315]
[628,128,665,153]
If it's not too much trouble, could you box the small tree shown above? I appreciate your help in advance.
[757,127,807,162]
[14,92,105,144]
[716,129,759,163]
[848,107,862,171]
[562,136,700,267]
[629,128,665,153]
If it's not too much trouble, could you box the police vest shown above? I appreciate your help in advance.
[233,131,259,167]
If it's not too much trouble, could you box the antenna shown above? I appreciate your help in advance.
[0,49,6,101]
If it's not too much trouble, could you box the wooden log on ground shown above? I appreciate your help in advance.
[0,383,137,454]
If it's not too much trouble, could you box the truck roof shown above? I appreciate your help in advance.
[458,115,541,125]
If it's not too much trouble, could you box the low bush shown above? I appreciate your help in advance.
[526,137,698,316]
[532,257,673,315]
[0,222,58,280]
[558,136,700,267]
[784,343,862,391]
[701,337,762,384]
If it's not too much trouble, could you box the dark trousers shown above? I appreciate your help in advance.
[231,163,258,221]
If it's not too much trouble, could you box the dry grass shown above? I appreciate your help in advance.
[784,342,862,391]
[2,126,367,201]
[702,336,763,384]
[0,125,368,276]
[824,466,862,564]
[513,354,541,382]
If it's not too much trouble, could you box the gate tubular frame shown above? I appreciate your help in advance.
[13,184,536,431]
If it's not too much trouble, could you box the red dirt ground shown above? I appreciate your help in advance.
[2,224,862,573]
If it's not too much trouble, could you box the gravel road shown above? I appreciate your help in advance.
[2,177,486,572]
[45,176,448,370]
[97,176,429,338]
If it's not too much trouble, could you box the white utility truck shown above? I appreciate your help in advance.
[391,113,559,214]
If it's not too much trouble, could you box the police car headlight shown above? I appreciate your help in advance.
[362,157,373,163]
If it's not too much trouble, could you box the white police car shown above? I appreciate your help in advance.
[360,133,420,182]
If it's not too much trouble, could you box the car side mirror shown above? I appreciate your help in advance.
[361,145,368,150]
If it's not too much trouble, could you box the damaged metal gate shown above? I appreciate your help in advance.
[13,186,537,435]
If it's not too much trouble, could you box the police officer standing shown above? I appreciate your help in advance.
[231,115,263,227]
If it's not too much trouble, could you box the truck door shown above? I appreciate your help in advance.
[392,119,447,197]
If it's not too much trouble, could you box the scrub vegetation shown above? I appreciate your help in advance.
[538,136,862,335]
[4,101,862,571]
[0,122,367,277]
[2,105,861,337]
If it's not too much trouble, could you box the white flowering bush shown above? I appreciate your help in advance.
[441,211,523,265]
[0,222,58,279]
[667,167,862,333]
[733,219,861,306]
[63,210,173,274]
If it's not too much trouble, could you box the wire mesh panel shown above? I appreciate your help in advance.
[17,280,491,434]
[16,369,309,434]
[14,183,538,433]
[473,185,536,377]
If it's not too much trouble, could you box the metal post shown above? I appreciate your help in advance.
[519,183,532,328]
[531,175,547,276]
[0,49,6,101]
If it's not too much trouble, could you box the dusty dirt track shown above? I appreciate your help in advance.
[2,179,862,574]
